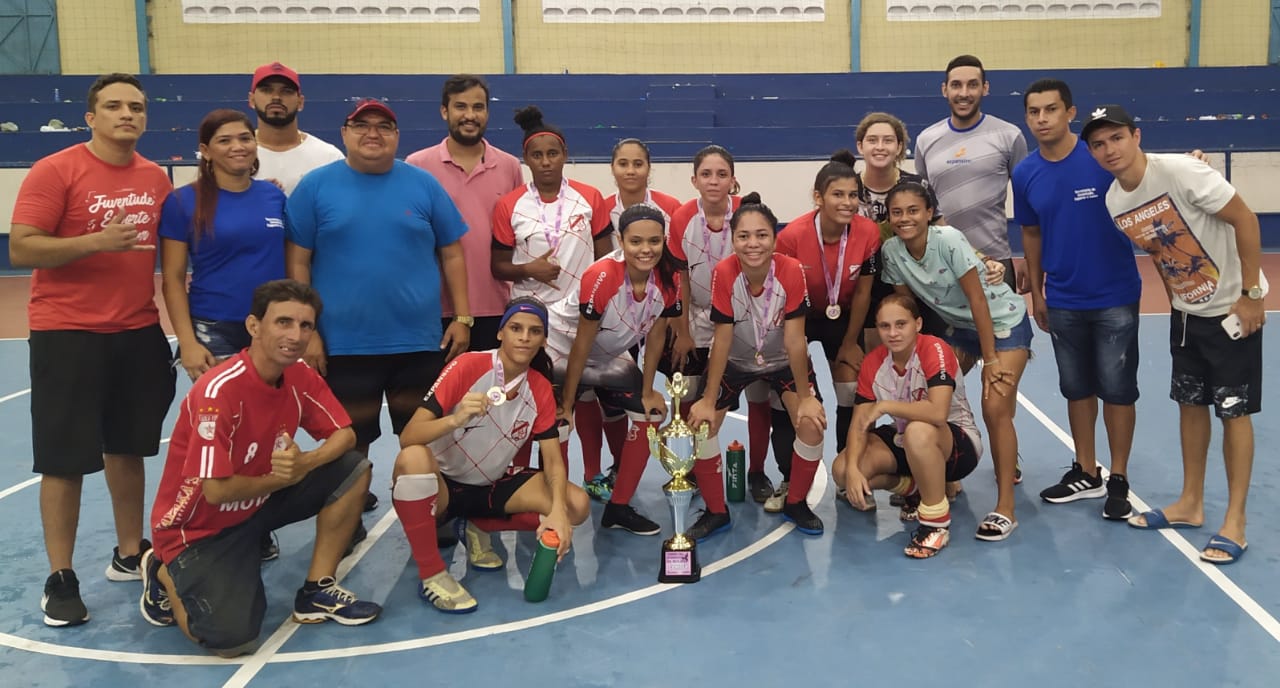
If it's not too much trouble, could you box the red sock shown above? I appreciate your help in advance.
[747,401,770,472]
[575,400,604,479]
[786,454,819,505]
[603,416,627,467]
[393,493,445,579]
[693,454,727,513]
[609,420,655,505]
[469,511,541,532]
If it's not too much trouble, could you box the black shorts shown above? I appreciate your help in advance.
[805,315,851,363]
[165,451,369,652]
[442,469,541,520]
[440,316,502,354]
[29,325,175,475]
[1170,311,1263,418]
[865,280,948,338]
[325,351,446,447]
[871,423,979,482]
[706,361,821,411]
[657,337,711,379]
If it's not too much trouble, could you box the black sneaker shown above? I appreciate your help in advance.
[343,522,368,558]
[363,491,379,513]
[747,471,774,503]
[139,550,174,626]
[260,531,280,562]
[105,538,152,582]
[601,502,661,535]
[1039,462,1105,503]
[42,569,89,627]
[686,510,732,542]
[1103,474,1135,521]
[782,501,824,535]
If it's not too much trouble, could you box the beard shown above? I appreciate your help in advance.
[256,106,298,128]
[448,121,485,147]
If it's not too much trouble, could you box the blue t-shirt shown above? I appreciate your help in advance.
[1012,139,1141,310]
[158,179,288,322]
[286,160,468,355]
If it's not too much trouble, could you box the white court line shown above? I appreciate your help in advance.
[0,388,30,404]
[1017,391,1280,644]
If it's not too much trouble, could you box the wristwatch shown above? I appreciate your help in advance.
[453,316,475,327]
[1243,285,1264,300]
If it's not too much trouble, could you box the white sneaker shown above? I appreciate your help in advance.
[419,570,478,614]
[763,481,789,513]
[463,522,504,571]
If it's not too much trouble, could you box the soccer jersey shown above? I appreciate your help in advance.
[150,351,352,563]
[855,334,982,454]
[775,210,881,316]
[1104,154,1263,318]
[12,143,172,332]
[709,253,810,371]
[422,351,559,486]
[667,197,744,347]
[914,114,1028,260]
[857,170,938,231]
[546,249,681,362]
[880,225,1026,333]
[604,189,683,232]
[492,179,612,307]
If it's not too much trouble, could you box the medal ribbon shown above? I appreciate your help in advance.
[742,260,777,361]
[814,214,848,312]
[490,351,527,398]
[530,179,568,255]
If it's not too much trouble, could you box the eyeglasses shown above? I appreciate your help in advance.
[345,120,397,135]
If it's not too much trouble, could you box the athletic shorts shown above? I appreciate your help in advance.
[165,451,369,653]
[29,325,175,475]
[442,469,541,520]
[870,422,979,482]
[705,361,821,411]
[325,351,446,447]
[554,353,647,415]
[440,316,502,355]
[1170,311,1262,419]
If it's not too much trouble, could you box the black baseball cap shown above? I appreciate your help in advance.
[1081,104,1136,141]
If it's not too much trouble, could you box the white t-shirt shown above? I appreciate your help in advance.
[255,132,345,195]
[1105,154,1264,317]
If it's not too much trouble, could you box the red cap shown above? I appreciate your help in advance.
[540,530,560,548]
[251,62,300,91]
[345,98,397,124]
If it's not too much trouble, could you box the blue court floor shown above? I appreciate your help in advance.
[0,314,1277,688]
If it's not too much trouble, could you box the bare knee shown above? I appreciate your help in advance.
[393,444,438,479]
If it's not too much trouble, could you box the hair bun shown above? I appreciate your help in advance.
[741,191,762,205]
[829,148,858,167]
[513,105,545,132]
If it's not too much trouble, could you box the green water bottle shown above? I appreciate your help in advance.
[726,440,746,502]
[523,530,560,602]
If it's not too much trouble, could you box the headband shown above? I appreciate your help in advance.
[523,130,566,148]
[618,203,667,233]
[499,301,549,331]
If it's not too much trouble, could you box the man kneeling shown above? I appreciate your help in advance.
[143,280,380,657]
[392,297,589,612]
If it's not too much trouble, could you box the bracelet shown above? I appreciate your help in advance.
[983,359,999,367]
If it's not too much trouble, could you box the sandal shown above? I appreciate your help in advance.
[974,511,1018,541]
[837,488,876,512]
[904,525,950,559]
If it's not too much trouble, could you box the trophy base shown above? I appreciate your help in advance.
[658,541,701,584]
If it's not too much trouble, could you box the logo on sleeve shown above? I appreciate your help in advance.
[197,407,218,441]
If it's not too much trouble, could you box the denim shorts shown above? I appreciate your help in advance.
[1046,303,1140,404]
[943,312,1034,359]
[191,318,251,358]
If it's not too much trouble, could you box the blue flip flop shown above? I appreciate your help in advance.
[1127,508,1201,530]
[1200,534,1248,565]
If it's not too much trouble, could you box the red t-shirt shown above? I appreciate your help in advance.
[775,210,881,313]
[709,253,809,371]
[150,351,352,563]
[11,143,172,332]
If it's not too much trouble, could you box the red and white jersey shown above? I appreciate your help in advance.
[604,189,683,233]
[855,334,982,455]
[775,211,881,313]
[709,253,809,371]
[424,351,559,486]
[493,178,612,306]
[546,250,681,363]
[668,196,743,347]
[150,351,351,563]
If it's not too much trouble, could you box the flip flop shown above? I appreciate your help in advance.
[1200,534,1247,565]
[1127,508,1202,530]
[974,512,1017,541]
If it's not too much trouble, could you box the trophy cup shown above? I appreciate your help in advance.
[648,373,710,584]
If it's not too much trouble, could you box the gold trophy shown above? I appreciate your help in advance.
[648,372,710,584]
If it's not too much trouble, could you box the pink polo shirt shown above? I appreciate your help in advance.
[406,138,524,317]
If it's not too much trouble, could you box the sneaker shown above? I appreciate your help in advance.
[363,491,379,513]
[1103,474,1135,521]
[260,531,280,562]
[781,501,824,534]
[686,510,732,542]
[139,550,174,627]
[899,492,921,522]
[105,538,152,582]
[747,471,774,503]
[419,570,478,614]
[293,576,382,625]
[888,493,905,507]
[763,481,789,513]
[343,522,368,559]
[1039,462,1105,503]
[584,473,613,502]
[1014,456,1023,485]
[456,519,504,570]
[601,502,662,535]
[42,569,89,627]
[905,525,950,559]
